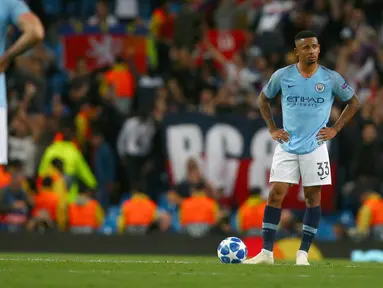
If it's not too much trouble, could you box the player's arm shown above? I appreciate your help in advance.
[332,95,360,133]
[259,70,290,143]
[0,12,44,69]
[317,74,360,141]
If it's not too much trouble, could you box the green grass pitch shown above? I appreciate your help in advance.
[0,254,380,287]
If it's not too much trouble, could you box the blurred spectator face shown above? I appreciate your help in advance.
[314,0,326,11]
[186,159,201,184]
[29,57,43,76]
[168,79,183,100]
[362,124,377,143]
[157,86,169,100]
[11,117,28,137]
[280,209,294,229]
[233,52,244,68]
[70,83,89,101]
[96,1,109,18]
[254,57,267,71]
[179,48,192,67]
[352,9,365,26]
[46,116,59,133]
[76,58,88,76]
[294,37,320,65]
[10,171,24,190]
[52,99,65,117]
[200,89,214,105]
[91,133,103,147]
[154,96,167,116]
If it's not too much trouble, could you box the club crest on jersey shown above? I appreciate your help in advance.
[315,83,325,93]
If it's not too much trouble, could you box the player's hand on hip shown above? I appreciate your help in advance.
[317,127,337,142]
[270,129,290,144]
[0,56,10,73]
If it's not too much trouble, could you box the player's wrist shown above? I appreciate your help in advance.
[268,125,278,133]
[332,126,340,133]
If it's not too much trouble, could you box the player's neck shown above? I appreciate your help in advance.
[296,62,319,78]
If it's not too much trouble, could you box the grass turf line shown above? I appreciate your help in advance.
[0,254,380,288]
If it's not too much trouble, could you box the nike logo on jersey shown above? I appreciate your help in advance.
[320,176,328,180]
[288,85,296,88]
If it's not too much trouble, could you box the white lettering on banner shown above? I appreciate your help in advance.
[166,123,333,204]
[249,128,277,198]
[166,125,203,183]
[205,125,244,197]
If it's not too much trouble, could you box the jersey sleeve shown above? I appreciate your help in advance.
[331,71,355,102]
[6,0,30,26]
[262,69,282,99]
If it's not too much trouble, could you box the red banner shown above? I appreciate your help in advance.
[62,34,147,73]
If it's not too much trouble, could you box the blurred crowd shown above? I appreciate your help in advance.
[0,0,383,241]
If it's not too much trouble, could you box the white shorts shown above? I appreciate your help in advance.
[0,108,7,164]
[269,144,331,187]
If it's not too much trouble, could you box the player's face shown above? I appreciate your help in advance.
[294,37,320,65]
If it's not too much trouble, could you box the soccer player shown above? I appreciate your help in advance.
[244,31,360,265]
[0,0,44,163]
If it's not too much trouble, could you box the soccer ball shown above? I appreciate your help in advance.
[217,237,248,264]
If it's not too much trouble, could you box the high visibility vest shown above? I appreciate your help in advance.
[180,195,217,226]
[121,196,157,227]
[68,200,99,233]
[32,190,60,221]
[104,65,135,98]
[0,166,11,189]
[238,201,266,232]
[364,198,383,226]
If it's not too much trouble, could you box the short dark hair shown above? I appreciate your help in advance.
[294,31,318,41]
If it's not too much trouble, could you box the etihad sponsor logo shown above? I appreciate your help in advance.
[287,96,325,107]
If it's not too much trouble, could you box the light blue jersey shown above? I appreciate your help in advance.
[263,64,355,155]
[0,0,30,108]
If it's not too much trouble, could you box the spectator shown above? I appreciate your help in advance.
[90,126,116,210]
[276,209,300,239]
[39,158,68,203]
[149,0,174,75]
[8,116,37,179]
[173,0,202,51]
[170,48,204,105]
[179,182,221,238]
[167,158,216,206]
[100,56,136,116]
[198,87,216,115]
[28,176,65,232]
[118,182,170,235]
[352,190,383,240]
[88,0,118,27]
[204,36,259,97]
[67,183,104,234]
[0,162,33,232]
[38,118,97,203]
[117,108,157,190]
[236,187,266,236]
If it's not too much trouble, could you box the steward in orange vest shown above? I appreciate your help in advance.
[237,188,266,236]
[118,190,158,235]
[67,184,104,234]
[179,188,219,237]
[356,191,383,239]
[28,177,66,232]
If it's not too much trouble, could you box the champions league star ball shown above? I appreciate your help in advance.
[217,237,248,264]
